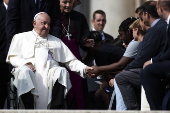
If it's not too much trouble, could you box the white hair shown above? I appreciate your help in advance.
[33,12,48,20]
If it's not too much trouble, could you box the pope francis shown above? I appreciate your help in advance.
[6,12,92,109]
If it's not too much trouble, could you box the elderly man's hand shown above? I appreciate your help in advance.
[85,66,94,77]
[25,63,36,72]
[86,65,102,78]
[83,38,95,48]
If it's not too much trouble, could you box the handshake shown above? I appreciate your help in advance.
[85,65,122,78]
[85,65,101,78]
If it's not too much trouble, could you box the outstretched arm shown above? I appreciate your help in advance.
[89,56,134,77]
[65,59,93,78]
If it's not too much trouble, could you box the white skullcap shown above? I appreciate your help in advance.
[33,12,48,20]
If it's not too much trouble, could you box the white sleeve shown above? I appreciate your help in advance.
[9,56,30,68]
[65,59,87,78]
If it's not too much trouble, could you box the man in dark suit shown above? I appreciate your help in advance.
[0,0,9,109]
[85,9,114,109]
[140,0,170,110]
[114,1,167,110]
[6,0,62,46]
[91,10,114,42]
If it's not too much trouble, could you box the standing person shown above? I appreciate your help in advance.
[6,0,62,47]
[91,10,114,42]
[114,1,167,110]
[140,0,170,110]
[0,0,9,109]
[84,10,115,109]
[6,12,93,109]
[59,0,91,109]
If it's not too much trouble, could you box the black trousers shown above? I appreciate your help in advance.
[21,80,65,109]
[0,62,9,109]
[50,80,65,109]
[140,61,170,110]
[115,68,141,110]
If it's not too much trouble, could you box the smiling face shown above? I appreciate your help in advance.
[33,13,51,37]
[60,0,73,13]
[92,13,106,32]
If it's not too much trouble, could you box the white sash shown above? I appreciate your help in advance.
[34,48,50,109]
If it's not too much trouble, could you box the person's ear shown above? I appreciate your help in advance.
[145,12,150,19]
[33,20,36,26]
[91,19,95,24]
[160,6,164,13]
[136,28,140,35]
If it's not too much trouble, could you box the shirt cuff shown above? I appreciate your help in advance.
[83,67,89,78]
[151,58,153,64]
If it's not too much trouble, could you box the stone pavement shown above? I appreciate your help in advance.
[0,110,170,113]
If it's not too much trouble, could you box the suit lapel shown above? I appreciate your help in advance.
[0,4,6,18]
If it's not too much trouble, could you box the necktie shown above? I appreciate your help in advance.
[36,0,41,11]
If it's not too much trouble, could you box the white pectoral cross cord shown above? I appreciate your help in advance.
[62,14,72,41]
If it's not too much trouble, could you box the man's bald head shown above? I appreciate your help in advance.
[33,13,51,37]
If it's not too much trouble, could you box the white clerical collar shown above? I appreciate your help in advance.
[3,2,8,9]
[166,15,170,25]
[32,29,47,39]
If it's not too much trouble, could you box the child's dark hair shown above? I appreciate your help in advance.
[119,17,137,31]
[87,31,102,43]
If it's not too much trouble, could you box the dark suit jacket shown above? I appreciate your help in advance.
[125,19,167,70]
[103,32,114,42]
[6,0,62,43]
[152,21,170,62]
[0,3,7,62]
[68,10,90,44]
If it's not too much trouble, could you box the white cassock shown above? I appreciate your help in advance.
[6,30,87,109]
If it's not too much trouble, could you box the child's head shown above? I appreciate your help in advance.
[129,19,146,41]
[87,31,102,43]
[118,17,137,46]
